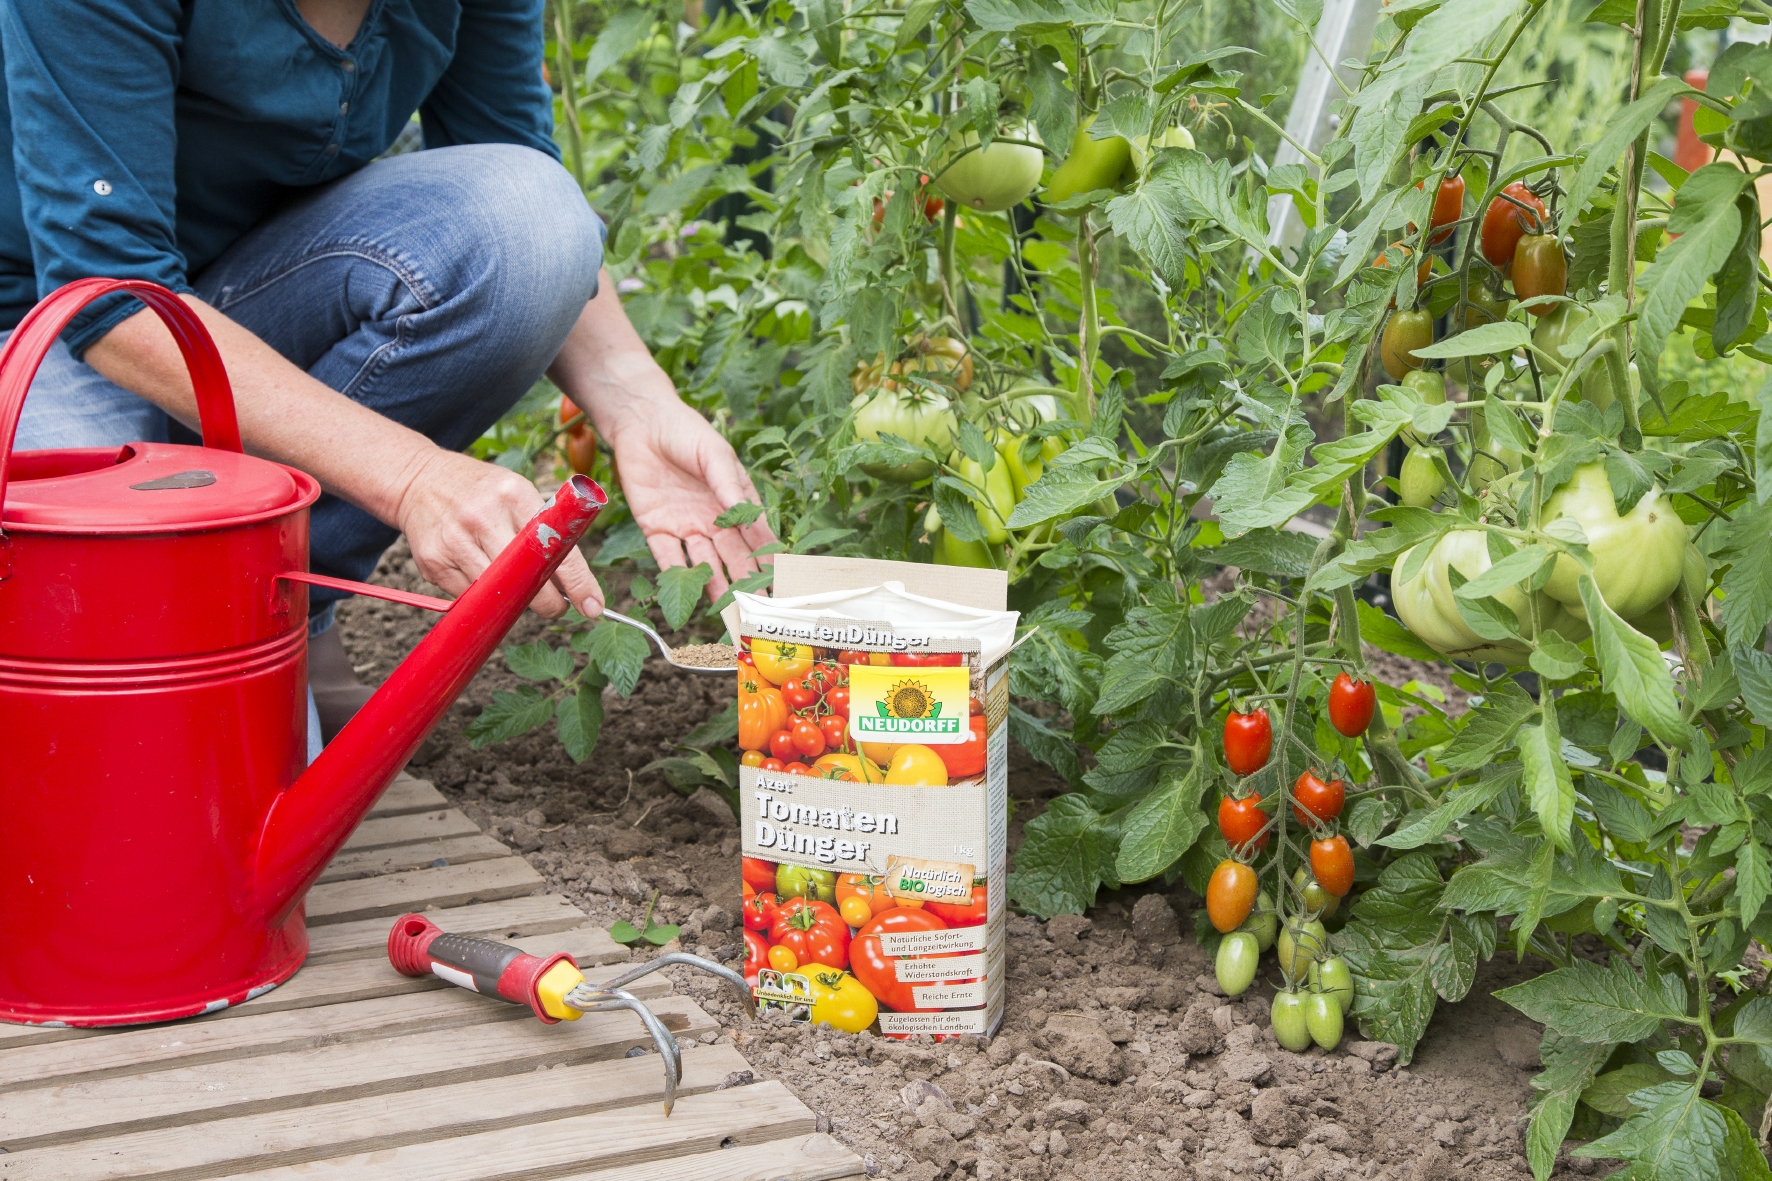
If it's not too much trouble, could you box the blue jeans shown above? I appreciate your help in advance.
[15,142,606,609]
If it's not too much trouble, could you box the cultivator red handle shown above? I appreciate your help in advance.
[388,913,582,1023]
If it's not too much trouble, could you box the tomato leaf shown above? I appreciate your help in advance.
[1411,319,1532,359]
[466,686,557,748]
[1380,766,1518,849]
[1530,629,1589,682]
[1494,957,1689,1044]
[1440,683,1538,771]
[505,641,576,684]
[575,619,652,697]
[1737,839,1771,929]
[1337,852,1455,1064]
[1713,190,1762,353]
[1357,600,1444,663]
[1453,543,1551,601]
[1105,177,1192,284]
[1578,574,1691,749]
[1006,463,1130,530]
[583,8,652,85]
[714,501,765,529]
[1562,76,1689,227]
[655,563,713,631]
[1116,766,1209,882]
[1006,793,1118,919]
[1720,499,1772,648]
[1574,1083,1772,1179]
[1637,165,1750,386]
[1518,721,1575,853]
[1009,704,1082,785]
[1201,530,1320,578]
[556,676,606,764]
[681,700,739,749]
[1526,1036,1616,1180]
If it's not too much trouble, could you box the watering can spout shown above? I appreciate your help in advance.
[254,476,608,922]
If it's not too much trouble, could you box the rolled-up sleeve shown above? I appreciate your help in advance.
[419,0,559,160]
[0,0,188,357]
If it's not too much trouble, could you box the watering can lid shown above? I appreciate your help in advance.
[3,442,312,532]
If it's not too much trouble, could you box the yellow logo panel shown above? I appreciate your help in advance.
[847,664,970,745]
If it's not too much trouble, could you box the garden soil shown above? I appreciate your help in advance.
[334,540,1599,1181]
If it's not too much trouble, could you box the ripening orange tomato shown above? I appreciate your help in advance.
[1207,860,1258,933]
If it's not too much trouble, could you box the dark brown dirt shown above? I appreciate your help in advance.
[336,539,1588,1181]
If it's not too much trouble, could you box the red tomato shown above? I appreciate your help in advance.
[851,908,955,1012]
[1512,234,1567,316]
[1480,182,1547,268]
[742,856,779,892]
[924,883,988,927]
[782,761,813,776]
[791,717,827,759]
[760,757,785,772]
[891,652,964,666]
[743,928,768,986]
[1291,771,1346,826]
[743,891,782,931]
[810,662,842,692]
[1425,175,1465,245]
[1223,708,1272,777]
[826,686,852,718]
[771,898,852,970]
[1311,834,1356,897]
[769,730,798,762]
[1328,673,1377,737]
[968,694,984,716]
[837,650,871,666]
[782,677,820,711]
[819,714,850,752]
[936,715,988,779]
[738,651,756,667]
[1218,792,1269,854]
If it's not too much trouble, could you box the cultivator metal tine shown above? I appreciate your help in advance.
[599,951,757,1019]
[566,986,684,1114]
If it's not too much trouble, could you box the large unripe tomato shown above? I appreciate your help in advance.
[1480,182,1547,267]
[1291,771,1346,826]
[1305,990,1344,1049]
[753,641,816,687]
[885,744,950,786]
[938,527,998,569]
[1327,673,1377,737]
[1215,931,1260,997]
[1511,234,1566,316]
[1218,792,1269,854]
[1310,834,1356,897]
[954,451,1016,545]
[1399,446,1445,508]
[1127,124,1194,174]
[1222,708,1272,777]
[1393,530,1542,665]
[1532,303,1616,409]
[1381,311,1433,381]
[1043,117,1132,204]
[1271,991,1313,1051]
[853,386,959,482]
[1206,859,1258,933]
[889,336,974,394]
[1426,174,1465,244]
[934,126,1044,212]
[770,897,852,970]
[1540,463,1689,619]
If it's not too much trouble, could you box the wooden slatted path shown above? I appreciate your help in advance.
[0,772,863,1181]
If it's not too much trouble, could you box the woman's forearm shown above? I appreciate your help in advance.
[547,266,679,441]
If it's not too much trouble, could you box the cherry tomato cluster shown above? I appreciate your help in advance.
[1203,671,1381,1047]
[741,855,985,1031]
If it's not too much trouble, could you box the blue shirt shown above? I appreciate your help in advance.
[0,0,558,356]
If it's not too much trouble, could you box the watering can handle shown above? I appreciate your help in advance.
[0,278,243,523]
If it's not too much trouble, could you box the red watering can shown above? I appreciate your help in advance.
[0,279,606,1026]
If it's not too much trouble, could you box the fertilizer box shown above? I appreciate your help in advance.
[725,555,1014,1038]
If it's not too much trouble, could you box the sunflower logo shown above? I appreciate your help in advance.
[887,678,933,719]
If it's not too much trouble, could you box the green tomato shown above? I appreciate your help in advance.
[853,387,957,482]
[1292,866,1339,920]
[1043,118,1133,205]
[939,528,997,569]
[1612,543,1708,647]
[954,452,1016,545]
[934,126,1045,213]
[1532,304,1615,409]
[1271,990,1313,1052]
[1392,530,1544,665]
[1276,918,1328,981]
[1311,956,1355,1014]
[1540,462,1689,619]
[1215,931,1260,997]
[1399,446,1446,509]
[1126,124,1195,175]
[1305,990,1344,1049]
[1239,890,1278,952]
[1467,401,1522,492]
[776,864,837,903]
[1399,370,1446,447]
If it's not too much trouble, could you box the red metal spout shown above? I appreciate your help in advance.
[255,476,607,921]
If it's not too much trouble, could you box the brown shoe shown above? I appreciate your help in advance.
[308,625,376,744]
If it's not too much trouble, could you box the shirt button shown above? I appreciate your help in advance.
[340,59,355,72]
[93,179,112,196]
[324,144,340,156]
[340,102,350,115]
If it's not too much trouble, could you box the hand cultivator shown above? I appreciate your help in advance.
[388,913,754,1113]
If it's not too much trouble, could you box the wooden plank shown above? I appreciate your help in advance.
[562,1134,865,1181]
[342,808,482,853]
[319,833,509,883]
[0,925,627,1051]
[305,894,587,964]
[368,775,447,818]
[209,1082,814,1181]
[0,1046,755,1181]
[305,859,545,926]
[0,996,716,1149]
